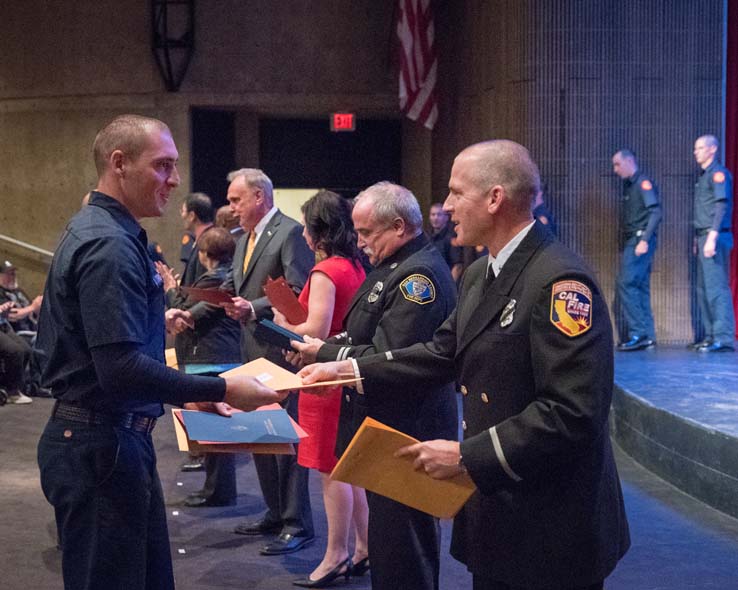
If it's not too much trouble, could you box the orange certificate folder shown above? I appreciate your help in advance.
[262,276,307,325]
[165,348,178,369]
[181,286,234,306]
[219,357,361,392]
[171,404,307,455]
[330,417,477,519]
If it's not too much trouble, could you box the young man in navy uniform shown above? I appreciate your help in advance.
[612,149,662,351]
[36,115,284,590]
[298,141,631,590]
[691,134,735,352]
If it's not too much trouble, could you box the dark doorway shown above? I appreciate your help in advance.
[190,108,236,208]
[259,118,402,197]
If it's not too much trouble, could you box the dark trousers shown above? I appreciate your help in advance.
[253,392,313,535]
[617,236,656,340]
[201,453,237,503]
[38,417,174,590]
[696,233,736,342]
[472,577,603,590]
[367,491,441,590]
[0,328,31,391]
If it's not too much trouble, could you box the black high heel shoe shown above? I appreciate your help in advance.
[292,557,352,588]
[350,556,369,576]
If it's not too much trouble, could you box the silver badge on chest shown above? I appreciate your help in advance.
[367,281,384,303]
[500,299,516,327]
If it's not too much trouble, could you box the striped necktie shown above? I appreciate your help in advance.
[242,231,256,274]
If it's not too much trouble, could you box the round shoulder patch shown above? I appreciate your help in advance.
[713,171,726,184]
[640,179,653,191]
[550,280,592,337]
[155,244,163,254]
[181,234,191,245]
[399,274,436,305]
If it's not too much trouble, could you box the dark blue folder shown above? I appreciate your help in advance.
[181,409,299,444]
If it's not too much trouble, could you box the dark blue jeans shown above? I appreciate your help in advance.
[696,232,736,343]
[37,417,174,590]
[617,236,656,340]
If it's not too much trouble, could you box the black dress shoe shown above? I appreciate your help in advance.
[180,459,205,472]
[688,339,712,350]
[292,557,352,587]
[349,556,369,576]
[617,336,655,351]
[697,341,735,352]
[234,519,282,536]
[260,532,315,555]
[183,493,236,508]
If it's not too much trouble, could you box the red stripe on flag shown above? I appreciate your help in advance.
[396,0,438,130]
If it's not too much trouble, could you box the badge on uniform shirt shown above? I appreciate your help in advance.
[181,234,191,245]
[713,171,726,183]
[500,299,516,327]
[550,280,592,337]
[367,281,383,303]
[399,274,436,305]
[640,180,653,191]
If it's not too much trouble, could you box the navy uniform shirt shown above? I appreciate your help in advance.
[621,170,661,241]
[694,159,733,232]
[428,223,462,270]
[37,191,166,416]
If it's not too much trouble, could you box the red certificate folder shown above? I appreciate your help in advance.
[263,276,307,324]
[181,286,234,305]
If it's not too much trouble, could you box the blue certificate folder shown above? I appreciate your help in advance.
[180,409,299,444]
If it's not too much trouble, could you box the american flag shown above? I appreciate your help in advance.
[397,0,438,130]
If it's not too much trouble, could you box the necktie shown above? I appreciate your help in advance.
[484,264,496,292]
[242,231,256,274]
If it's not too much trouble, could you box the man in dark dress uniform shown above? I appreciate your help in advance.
[299,141,631,590]
[297,182,458,590]
[35,115,284,590]
[691,135,735,352]
[612,149,662,351]
[428,201,463,281]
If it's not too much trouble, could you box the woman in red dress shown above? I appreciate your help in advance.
[273,190,368,587]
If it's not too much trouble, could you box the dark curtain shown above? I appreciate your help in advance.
[726,0,738,335]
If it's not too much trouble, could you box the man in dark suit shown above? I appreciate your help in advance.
[296,182,458,590]
[190,168,315,555]
[298,141,630,590]
[177,192,215,287]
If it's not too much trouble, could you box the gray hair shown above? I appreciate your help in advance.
[226,168,274,205]
[697,134,719,149]
[461,140,540,212]
[355,181,423,235]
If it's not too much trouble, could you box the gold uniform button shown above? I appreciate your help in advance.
[461,420,467,431]
[481,392,489,403]
[63,430,73,438]
[460,385,468,395]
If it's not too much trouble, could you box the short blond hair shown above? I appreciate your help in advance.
[92,114,170,176]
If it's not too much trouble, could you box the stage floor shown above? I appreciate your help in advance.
[615,346,738,436]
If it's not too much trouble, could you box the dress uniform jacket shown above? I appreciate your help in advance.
[356,222,630,588]
[317,233,458,448]
[317,233,457,590]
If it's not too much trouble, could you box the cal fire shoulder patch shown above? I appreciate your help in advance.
[640,179,653,191]
[399,274,436,305]
[181,234,191,245]
[713,171,726,184]
[550,280,593,337]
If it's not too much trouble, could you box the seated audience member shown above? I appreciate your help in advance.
[158,227,242,506]
[0,301,33,405]
[272,190,368,587]
[0,261,49,397]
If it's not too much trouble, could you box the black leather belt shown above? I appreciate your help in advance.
[52,401,157,434]
[696,228,731,236]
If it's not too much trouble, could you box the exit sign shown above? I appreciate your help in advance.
[330,112,356,132]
